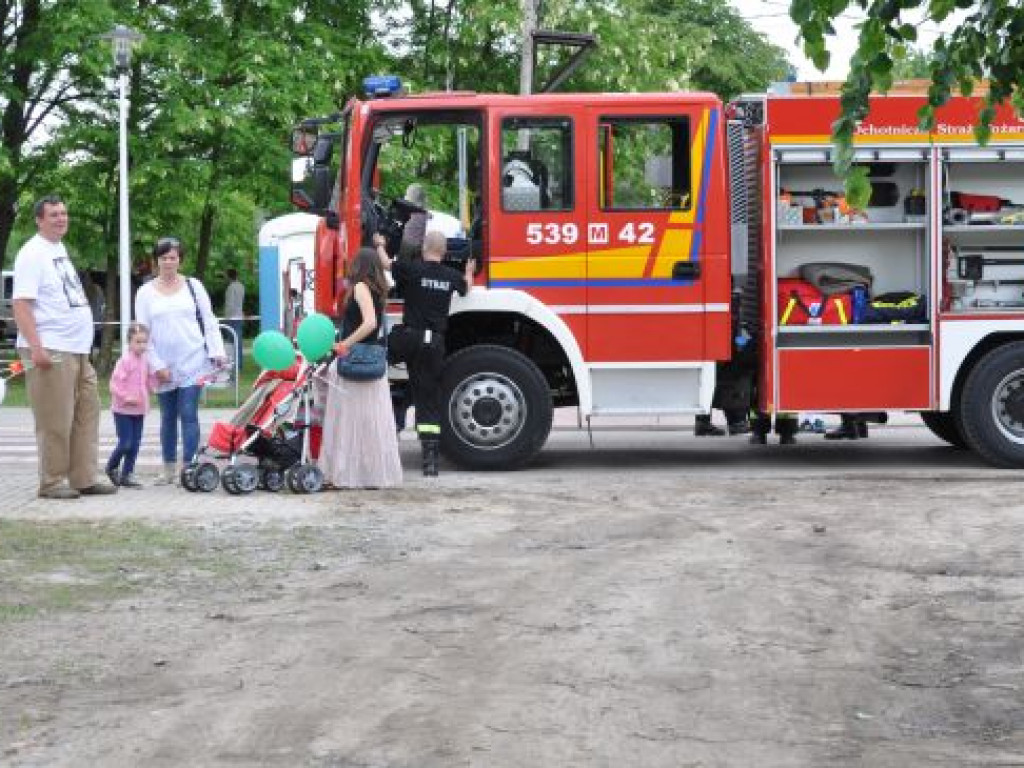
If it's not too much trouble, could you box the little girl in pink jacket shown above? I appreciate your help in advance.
[106,323,158,488]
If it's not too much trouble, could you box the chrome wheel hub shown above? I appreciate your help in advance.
[991,370,1024,444]
[449,372,526,449]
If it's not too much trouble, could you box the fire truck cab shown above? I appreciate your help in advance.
[292,78,1024,469]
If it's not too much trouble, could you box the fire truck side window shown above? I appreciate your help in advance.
[500,117,573,212]
[599,118,691,211]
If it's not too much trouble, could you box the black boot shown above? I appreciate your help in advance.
[749,412,770,444]
[776,416,799,445]
[724,408,751,435]
[695,414,725,437]
[422,440,440,477]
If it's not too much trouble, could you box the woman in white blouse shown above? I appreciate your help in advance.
[135,237,225,484]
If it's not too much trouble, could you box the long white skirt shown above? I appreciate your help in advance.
[317,366,403,489]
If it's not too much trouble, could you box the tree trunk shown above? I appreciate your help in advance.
[0,0,41,270]
[195,141,223,281]
[196,200,215,282]
[0,180,17,272]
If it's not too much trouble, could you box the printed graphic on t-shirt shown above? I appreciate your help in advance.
[52,256,88,308]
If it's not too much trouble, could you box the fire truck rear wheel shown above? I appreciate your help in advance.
[441,345,553,470]
[958,341,1024,468]
[919,411,968,449]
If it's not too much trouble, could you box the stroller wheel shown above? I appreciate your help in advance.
[285,464,304,494]
[181,464,200,492]
[221,465,241,495]
[234,464,259,494]
[262,469,285,493]
[300,464,324,494]
[195,462,220,493]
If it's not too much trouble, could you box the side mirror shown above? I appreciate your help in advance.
[312,135,334,165]
[292,126,318,156]
[311,166,333,211]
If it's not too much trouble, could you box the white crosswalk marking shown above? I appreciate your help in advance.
[0,412,230,469]
[0,427,166,467]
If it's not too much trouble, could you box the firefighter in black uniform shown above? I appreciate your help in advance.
[375,230,474,476]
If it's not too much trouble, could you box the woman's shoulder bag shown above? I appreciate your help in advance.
[337,297,387,381]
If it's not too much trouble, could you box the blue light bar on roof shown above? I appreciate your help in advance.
[363,75,404,98]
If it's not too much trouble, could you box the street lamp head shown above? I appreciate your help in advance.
[101,24,144,72]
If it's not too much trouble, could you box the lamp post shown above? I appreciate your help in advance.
[100,24,144,351]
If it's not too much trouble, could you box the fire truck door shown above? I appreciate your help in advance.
[583,107,713,362]
[487,111,589,354]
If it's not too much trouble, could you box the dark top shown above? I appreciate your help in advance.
[393,260,468,334]
[340,285,385,346]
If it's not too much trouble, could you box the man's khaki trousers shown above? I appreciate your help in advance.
[21,349,100,494]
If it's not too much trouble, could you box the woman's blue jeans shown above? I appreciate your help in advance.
[157,385,202,464]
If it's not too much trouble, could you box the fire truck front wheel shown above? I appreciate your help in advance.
[959,341,1024,468]
[441,345,553,470]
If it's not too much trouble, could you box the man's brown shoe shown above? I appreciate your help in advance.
[78,482,118,496]
[38,486,81,500]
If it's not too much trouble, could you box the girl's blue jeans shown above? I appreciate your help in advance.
[107,413,145,476]
[157,385,202,464]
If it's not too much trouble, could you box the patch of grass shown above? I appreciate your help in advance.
[0,519,240,622]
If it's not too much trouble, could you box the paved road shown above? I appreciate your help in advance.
[0,405,1009,520]
[3,405,1022,768]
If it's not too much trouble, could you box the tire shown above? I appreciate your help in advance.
[298,464,323,494]
[234,464,259,494]
[262,469,285,493]
[285,464,304,493]
[441,344,553,470]
[195,462,220,493]
[221,465,241,495]
[919,411,968,449]
[958,341,1024,468]
[181,465,200,492]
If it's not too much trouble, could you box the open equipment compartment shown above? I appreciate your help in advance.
[940,147,1024,314]
[770,146,934,411]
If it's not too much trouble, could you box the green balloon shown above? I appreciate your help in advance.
[296,312,336,361]
[252,330,296,371]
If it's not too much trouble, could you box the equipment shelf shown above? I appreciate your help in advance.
[778,223,927,232]
[777,324,930,333]
[943,225,1024,233]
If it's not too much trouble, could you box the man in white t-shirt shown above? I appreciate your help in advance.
[13,195,117,499]
[223,267,245,371]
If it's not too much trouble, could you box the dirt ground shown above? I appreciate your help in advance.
[2,428,1024,767]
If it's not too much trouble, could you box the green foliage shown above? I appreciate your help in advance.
[642,0,790,100]
[793,0,1024,200]
[891,45,932,79]
[385,0,789,99]
[3,0,790,311]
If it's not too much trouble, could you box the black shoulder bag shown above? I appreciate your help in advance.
[337,300,388,381]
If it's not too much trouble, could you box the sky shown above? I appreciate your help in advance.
[727,0,962,81]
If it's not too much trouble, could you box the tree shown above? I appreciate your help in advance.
[645,0,790,101]
[18,0,385,369]
[0,0,113,270]
[384,0,788,100]
[792,0,1024,206]
[891,45,931,81]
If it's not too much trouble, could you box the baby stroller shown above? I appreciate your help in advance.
[181,360,325,494]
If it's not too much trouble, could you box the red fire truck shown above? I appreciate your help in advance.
[291,77,1024,469]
